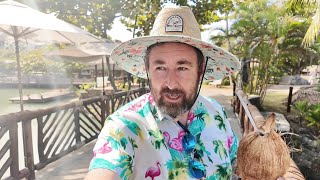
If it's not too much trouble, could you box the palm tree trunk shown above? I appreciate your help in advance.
[106,56,118,92]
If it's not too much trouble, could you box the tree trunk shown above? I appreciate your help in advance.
[106,56,118,92]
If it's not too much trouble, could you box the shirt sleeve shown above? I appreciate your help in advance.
[89,115,138,180]
[229,130,238,164]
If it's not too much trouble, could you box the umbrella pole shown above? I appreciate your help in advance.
[13,31,24,111]
[102,56,105,95]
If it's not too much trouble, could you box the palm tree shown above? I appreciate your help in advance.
[289,0,320,47]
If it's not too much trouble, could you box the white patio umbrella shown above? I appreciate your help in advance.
[45,41,120,92]
[0,0,102,111]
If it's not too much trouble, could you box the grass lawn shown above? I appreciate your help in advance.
[262,92,289,115]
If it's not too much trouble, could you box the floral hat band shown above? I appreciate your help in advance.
[110,6,240,80]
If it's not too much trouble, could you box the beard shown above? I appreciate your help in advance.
[152,84,198,118]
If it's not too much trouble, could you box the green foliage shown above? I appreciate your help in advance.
[39,0,233,39]
[228,0,289,101]
[120,0,163,37]
[38,0,123,39]
[287,0,320,47]
[202,81,210,85]
[305,103,320,128]
[76,82,95,96]
[209,0,320,104]
[221,76,230,86]
[293,101,320,128]
[277,21,320,75]
[20,48,65,75]
[293,100,311,119]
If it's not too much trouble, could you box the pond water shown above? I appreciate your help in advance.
[0,88,78,178]
[0,88,76,116]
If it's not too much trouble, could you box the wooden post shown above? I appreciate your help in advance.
[243,114,249,136]
[37,117,45,165]
[233,82,236,113]
[100,99,106,129]
[106,99,110,118]
[74,107,81,144]
[239,105,244,130]
[102,57,105,95]
[22,120,35,179]
[95,64,98,87]
[233,80,236,97]
[287,87,293,113]
[111,96,115,113]
[9,122,19,179]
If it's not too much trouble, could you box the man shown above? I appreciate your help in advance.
[86,6,240,180]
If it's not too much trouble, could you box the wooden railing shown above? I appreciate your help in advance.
[233,88,305,179]
[0,88,148,180]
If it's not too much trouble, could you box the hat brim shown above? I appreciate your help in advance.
[110,35,240,80]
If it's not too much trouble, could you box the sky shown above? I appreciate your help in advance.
[108,16,227,44]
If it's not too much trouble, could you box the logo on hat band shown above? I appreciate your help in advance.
[165,15,183,32]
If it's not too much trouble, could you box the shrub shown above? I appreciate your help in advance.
[221,77,230,86]
[305,103,320,128]
[292,100,310,124]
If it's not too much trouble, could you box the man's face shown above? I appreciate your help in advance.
[148,42,202,118]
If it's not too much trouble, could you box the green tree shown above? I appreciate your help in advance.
[120,0,163,37]
[228,0,289,100]
[288,0,320,47]
[37,0,123,39]
[209,0,235,52]
[277,21,320,75]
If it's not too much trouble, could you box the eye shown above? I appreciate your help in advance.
[177,67,188,71]
[155,66,166,71]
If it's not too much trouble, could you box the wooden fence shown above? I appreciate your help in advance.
[0,88,148,180]
[233,88,305,179]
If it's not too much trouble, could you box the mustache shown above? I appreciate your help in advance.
[160,87,185,95]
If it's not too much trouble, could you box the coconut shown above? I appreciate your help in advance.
[236,113,291,180]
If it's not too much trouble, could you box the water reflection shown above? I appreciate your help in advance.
[0,88,76,116]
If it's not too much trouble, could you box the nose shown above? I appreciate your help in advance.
[165,70,178,89]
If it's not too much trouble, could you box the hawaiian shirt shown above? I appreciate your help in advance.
[89,93,238,180]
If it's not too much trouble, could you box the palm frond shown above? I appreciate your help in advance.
[289,0,317,7]
[302,6,320,46]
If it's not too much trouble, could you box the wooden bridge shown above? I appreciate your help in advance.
[0,86,304,179]
[0,88,148,179]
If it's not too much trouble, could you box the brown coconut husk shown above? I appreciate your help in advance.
[236,113,291,180]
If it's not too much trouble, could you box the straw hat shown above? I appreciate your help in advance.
[110,6,240,80]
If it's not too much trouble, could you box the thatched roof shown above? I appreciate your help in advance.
[290,87,320,105]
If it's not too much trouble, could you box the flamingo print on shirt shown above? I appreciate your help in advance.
[145,161,161,180]
[227,136,233,151]
[163,130,185,153]
[93,141,112,156]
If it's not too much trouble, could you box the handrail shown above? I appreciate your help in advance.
[233,88,305,180]
[0,87,148,180]
[235,91,266,135]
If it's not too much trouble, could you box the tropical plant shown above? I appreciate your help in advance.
[288,0,320,47]
[38,0,123,39]
[76,82,95,96]
[305,103,320,128]
[226,0,289,101]
[277,20,320,75]
[292,100,311,124]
